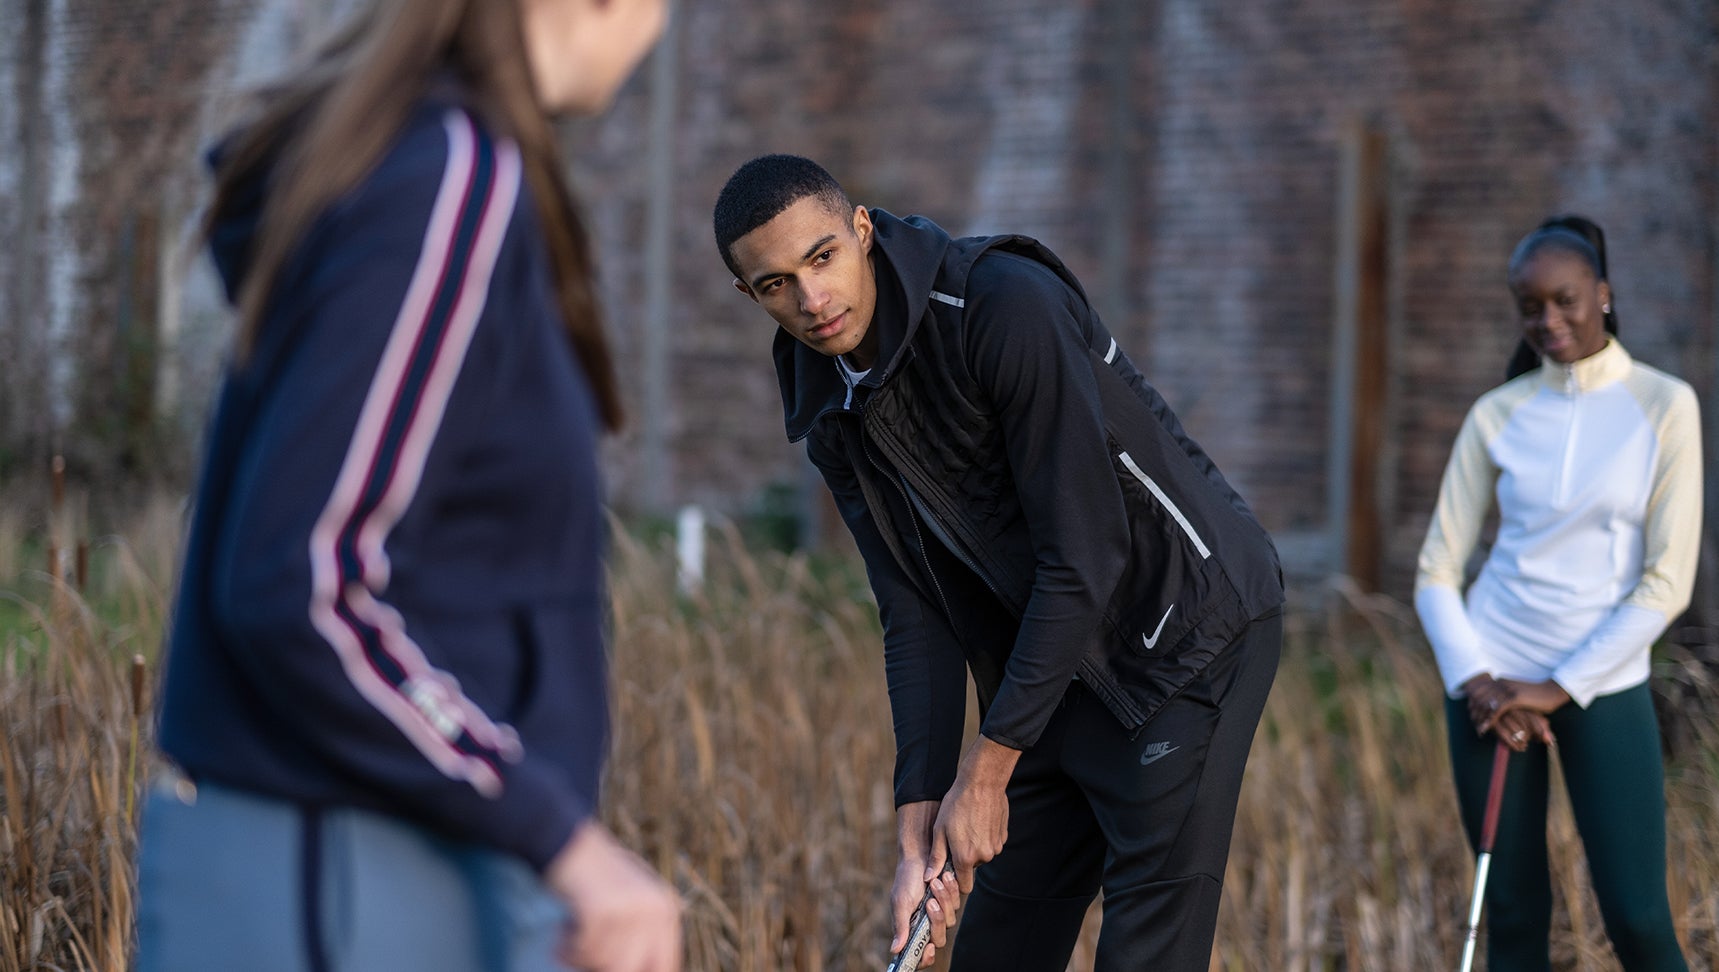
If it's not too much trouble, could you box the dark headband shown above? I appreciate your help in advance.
[1510,225,1605,279]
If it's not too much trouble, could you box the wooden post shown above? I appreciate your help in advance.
[1326,121,1391,591]
[7,0,50,468]
[51,453,64,515]
[117,205,163,469]
[49,454,67,618]
[639,0,681,513]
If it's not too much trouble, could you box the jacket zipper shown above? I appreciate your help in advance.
[1117,451,1212,559]
[861,429,956,621]
[1556,368,1579,507]
[879,431,1114,703]
[900,475,1015,611]
[858,412,1142,728]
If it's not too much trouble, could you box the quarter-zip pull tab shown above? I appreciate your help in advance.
[1556,386,1579,507]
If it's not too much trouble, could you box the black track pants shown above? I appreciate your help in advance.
[1446,683,1688,972]
[949,610,1281,972]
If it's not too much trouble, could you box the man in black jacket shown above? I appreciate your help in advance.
[714,155,1283,971]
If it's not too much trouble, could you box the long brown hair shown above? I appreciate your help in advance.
[207,0,623,429]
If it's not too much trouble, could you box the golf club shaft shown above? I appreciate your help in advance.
[1458,851,1492,972]
[1458,739,1512,972]
[1480,738,1510,852]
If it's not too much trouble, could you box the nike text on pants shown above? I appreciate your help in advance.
[949,608,1282,972]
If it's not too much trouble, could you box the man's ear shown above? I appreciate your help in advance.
[853,205,874,253]
[733,278,759,303]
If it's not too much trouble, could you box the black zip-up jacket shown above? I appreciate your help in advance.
[778,210,1284,806]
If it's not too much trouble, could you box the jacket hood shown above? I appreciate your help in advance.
[203,135,271,306]
[204,76,478,308]
[775,208,952,441]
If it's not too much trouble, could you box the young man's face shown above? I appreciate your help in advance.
[730,196,881,368]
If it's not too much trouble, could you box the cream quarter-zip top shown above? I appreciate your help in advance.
[1415,340,1702,707]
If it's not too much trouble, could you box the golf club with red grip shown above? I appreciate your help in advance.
[1459,738,1511,972]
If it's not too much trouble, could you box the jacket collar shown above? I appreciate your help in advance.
[1538,338,1630,395]
[776,209,952,441]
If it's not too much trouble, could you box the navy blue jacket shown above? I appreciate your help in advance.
[157,96,609,871]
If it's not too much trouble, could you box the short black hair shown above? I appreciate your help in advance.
[713,154,853,279]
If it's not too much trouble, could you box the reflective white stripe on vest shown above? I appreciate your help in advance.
[929,290,965,308]
[1118,451,1211,559]
[1103,338,1118,364]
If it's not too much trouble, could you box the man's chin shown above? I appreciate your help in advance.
[795,335,845,357]
[806,334,853,358]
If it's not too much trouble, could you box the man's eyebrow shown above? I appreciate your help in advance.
[799,234,838,263]
[749,234,839,290]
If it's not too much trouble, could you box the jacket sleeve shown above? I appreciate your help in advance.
[963,257,1132,750]
[1414,404,1500,697]
[206,116,589,871]
[1552,381,1703,706]
[806,431,968,806]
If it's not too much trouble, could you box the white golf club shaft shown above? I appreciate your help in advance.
[1458,850,1493,972]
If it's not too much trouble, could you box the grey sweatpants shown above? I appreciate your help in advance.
[135,777,568,972]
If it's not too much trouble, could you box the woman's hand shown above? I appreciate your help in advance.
[1461,674,1514,731]
[1480,679,1571,738]
[546,821,683,972]
[1493,707,1556,752]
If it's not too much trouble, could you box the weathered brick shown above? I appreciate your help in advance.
[1,0,1713,596]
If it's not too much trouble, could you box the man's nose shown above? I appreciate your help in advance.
[801,286,830,317]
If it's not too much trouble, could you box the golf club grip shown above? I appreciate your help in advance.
[885,863,955,972]
[885,910,933,972]
[1479,739,1510,852]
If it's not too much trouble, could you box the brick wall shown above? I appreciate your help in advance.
[3,0,1715,594]
[588,0,1717,595]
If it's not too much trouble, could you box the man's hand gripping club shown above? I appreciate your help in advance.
[890,737,1020,967]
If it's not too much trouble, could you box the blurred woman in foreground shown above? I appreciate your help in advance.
[139,2,681,969]
[1416,215,1697,970]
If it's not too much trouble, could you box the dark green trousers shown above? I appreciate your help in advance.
[1446,683,1688,971]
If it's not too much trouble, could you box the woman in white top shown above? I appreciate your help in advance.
[1416,215,1698,971]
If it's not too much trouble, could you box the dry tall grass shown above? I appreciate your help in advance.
[1,493,175,972]
[2,501,1717,970]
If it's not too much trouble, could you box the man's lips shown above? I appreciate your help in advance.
[808,312,846,339]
